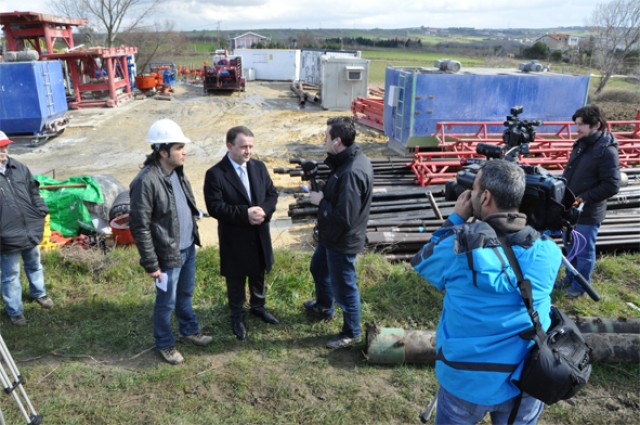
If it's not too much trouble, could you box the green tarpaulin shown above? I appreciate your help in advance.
[35,175,104,237]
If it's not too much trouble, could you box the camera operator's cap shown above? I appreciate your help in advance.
[0,131,15,147]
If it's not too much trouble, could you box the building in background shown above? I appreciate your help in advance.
[230,32,270,49]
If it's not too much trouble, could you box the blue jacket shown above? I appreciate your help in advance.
[411,213,561,405]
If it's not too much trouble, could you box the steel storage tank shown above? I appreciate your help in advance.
[382,66,590,150]
[0,60,69,139]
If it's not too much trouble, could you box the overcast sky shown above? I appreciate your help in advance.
[2,0,604,31]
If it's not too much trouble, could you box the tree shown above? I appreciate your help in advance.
[550,49,563,62]
[296,31,317,49]
[49,0,160,47]
[522,41,550,60]
[589,0,640,94]
[119,21,188,73]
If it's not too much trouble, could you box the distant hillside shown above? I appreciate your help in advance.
[186,27,592,41]
[184,27,593,56]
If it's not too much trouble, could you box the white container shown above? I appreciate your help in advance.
[319,56,369,110]
[300,49,361,85]
[233,49,299,81]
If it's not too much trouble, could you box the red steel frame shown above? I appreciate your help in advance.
[411,109,640,186]
[46,47,137,108]
[0,11,137,109]
[0,11,87,56]
[352,97,385,131]
[352,87,385,131]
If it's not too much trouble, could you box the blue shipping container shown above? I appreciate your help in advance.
[0,60,68,136]
[383,67,590,149]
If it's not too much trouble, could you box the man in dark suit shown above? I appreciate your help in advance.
[204,126,279,340]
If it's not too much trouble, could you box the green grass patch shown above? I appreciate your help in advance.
[0,247,637,424]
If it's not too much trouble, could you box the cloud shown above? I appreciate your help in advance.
[3,0,600,31]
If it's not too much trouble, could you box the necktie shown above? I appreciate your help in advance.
[238,165,251,202]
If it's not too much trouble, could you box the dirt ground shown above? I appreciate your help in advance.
[12,81,637,250]
[14,81,391,250]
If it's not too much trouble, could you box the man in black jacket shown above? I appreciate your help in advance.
[561,105,620,297]
[0,131,54,326]
[304,117,374,349]
[204,126,279,341]
[130,119,212,365]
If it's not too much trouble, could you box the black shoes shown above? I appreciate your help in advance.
[232,320,247,340]
[303,299,333,321]
[250,307,280,324]
[232,307,279,340]
[326,333,361,349]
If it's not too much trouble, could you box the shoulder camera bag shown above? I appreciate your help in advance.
[497,237,592,424]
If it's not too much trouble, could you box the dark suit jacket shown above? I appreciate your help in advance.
[203,155,278,277]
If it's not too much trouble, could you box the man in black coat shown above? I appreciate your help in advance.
[0,131,54,327]
[561,105,620,297]
[304,117,374,349]
[204,126,279,340]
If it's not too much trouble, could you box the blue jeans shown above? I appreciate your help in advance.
[1,246,47,317]
[564,223,600,294]
[154,244,200,349]
[435,386,544,425]
[310,243,360,338]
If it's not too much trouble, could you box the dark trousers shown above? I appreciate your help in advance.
[225,273,266,321]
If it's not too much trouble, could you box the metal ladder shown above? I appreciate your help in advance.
[40,64,55,117]
[393,72,408,145]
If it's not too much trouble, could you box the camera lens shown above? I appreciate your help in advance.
[476,143,503,158]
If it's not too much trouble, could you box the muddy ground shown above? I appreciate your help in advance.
[14,81,391,250]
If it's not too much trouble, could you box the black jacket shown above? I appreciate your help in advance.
[0,158,48,253]
[203,155,278,277]
[129,162,201,273]
[317,144,374,255]
[562,131,620,225]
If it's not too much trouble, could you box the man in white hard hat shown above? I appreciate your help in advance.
[129,119,212,365]
[0,131,54,327]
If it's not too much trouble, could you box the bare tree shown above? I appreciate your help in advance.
[49,0,160,47]
[589,0,640,94]
[120,21,189,72]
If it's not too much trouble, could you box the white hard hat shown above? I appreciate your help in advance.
[146,119,191,145]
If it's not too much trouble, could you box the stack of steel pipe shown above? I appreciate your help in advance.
[279,162,640,261]
[273,157,417,188]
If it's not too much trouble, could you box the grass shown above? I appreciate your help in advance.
[361,49,489,86]
[0,246,638,424]
[159,44,638,99]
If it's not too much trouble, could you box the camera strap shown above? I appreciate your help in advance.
[497,235,547,425]
[497,235,547,343]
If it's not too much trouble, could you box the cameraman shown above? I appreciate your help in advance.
[412,160,562,424]
[561,105,620,298]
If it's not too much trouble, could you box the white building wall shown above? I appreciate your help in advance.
[233,49,300,81]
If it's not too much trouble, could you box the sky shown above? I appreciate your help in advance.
[2,0,604,31]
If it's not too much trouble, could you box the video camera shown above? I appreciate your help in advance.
[444,106,580,232]
[300,160,319,191]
